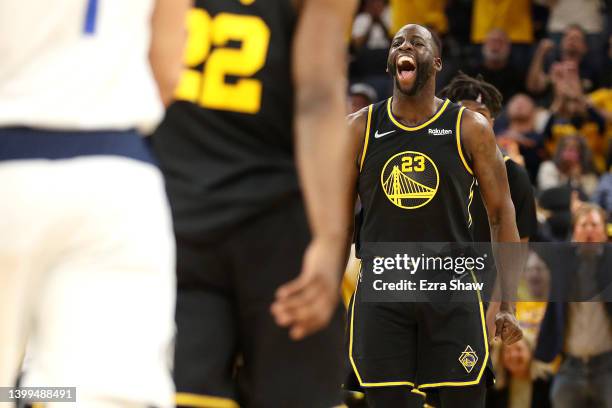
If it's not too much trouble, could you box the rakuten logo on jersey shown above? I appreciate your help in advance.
[428,128,452,135]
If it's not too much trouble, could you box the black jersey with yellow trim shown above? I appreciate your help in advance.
[151,0,298,242]
[356,98,476,247]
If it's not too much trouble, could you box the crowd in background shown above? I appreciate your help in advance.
[346,1,612,407]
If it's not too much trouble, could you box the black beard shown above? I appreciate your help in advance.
[389,59,432,96]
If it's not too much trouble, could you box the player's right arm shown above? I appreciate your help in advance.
[338,108,371,305]
[347,107,370,169]
[271,0,360,341]
[148,0,192,107]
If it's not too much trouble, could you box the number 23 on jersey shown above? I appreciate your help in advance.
[175,8,271,114]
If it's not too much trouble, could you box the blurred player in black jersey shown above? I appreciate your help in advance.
[343,25,523,407]
[151,1,357,407]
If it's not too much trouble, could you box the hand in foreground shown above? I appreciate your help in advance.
[271,237,344,341]
[494,310,523,345]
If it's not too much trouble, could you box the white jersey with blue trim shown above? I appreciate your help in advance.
[0,0,162,134]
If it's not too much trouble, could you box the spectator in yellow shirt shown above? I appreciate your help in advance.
[471,0,533,44]
[388,0,447,36]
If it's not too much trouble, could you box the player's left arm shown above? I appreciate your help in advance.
[461,109,523,346]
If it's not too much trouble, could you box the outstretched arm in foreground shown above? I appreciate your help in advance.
[271,0,359,340]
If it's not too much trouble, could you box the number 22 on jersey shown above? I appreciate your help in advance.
[175,8,271,114]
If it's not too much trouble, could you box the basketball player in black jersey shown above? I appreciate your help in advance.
[343,25,523,407]
[151,1,357,407]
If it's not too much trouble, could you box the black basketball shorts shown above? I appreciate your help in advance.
[173,197,345,408]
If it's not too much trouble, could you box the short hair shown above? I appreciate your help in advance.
[572,202,607,233]
[438,72,503,117]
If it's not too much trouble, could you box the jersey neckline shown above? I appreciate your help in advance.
[386,98,450,132]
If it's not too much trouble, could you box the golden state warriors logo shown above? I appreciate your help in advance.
[459,345,478,373]
[380,151,439,209]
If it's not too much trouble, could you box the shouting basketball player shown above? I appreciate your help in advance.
[344,24,523,408]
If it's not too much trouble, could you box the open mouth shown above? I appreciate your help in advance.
[396,55,416,82]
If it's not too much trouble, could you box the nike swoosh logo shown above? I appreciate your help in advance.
[374,130,396,139]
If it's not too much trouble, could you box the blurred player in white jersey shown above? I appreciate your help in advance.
[0,1,190,407]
